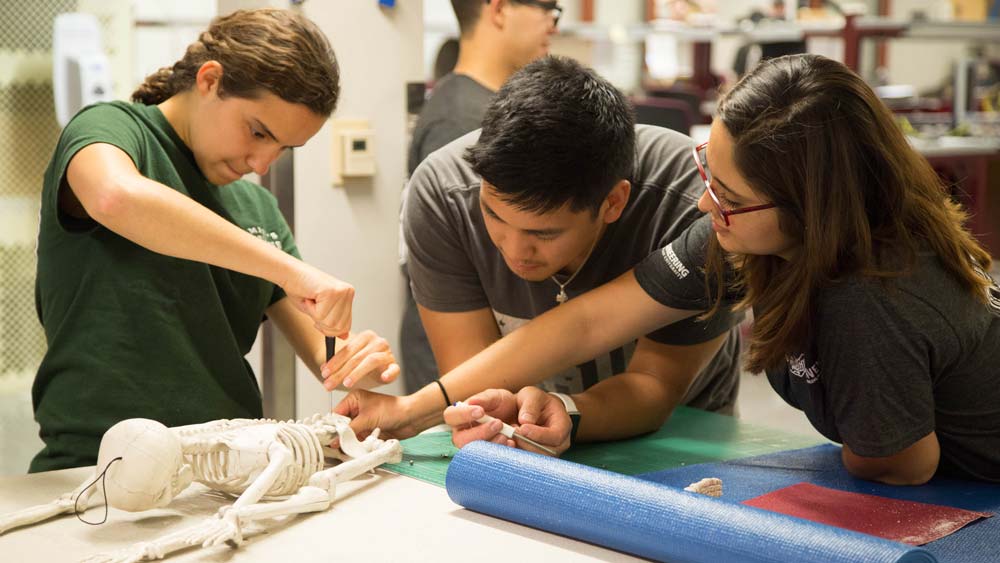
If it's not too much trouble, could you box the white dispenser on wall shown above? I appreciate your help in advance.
[53,13,113,127]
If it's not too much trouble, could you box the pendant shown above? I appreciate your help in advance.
[555,289,568,304]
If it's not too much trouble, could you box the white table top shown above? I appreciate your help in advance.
[0,465,642,563]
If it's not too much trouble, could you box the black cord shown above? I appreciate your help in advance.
[74,456,122,525]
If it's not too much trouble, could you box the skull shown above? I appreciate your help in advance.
[95,418,187,512]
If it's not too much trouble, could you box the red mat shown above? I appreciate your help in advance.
[743,482,992,545]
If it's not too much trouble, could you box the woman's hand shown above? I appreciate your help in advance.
[283,262,355,338]
[321,330,400,390]
[444,387,572,456]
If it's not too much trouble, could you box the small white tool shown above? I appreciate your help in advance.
[455,401,558,456]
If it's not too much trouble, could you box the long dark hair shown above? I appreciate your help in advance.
[131,9,340,116]
[707,54,993,372]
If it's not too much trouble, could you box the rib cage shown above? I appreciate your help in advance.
[186,423,327,499]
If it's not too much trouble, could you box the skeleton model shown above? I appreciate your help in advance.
[0,413,402,562]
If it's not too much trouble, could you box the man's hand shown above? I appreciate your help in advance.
[333,389,429,441]
[321,330,400,390]
[444,389,519,448]
[443,387,572,456]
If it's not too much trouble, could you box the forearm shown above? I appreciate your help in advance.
[409,297,605,429]
[87,174,299,287]
[568,333,730,442]
[404,365,551,435]
[840,433,940,485]
[409,300,604,432]
[571,371,684,442]
[407,272,695,431]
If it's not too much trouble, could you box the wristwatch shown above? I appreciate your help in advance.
[549,392,581,445]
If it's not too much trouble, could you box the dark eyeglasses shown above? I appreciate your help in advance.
[489,0,563,26]
[692,142,776,227]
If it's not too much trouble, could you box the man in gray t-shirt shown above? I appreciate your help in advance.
[401,0,558,393]
[406,125,741,408]
[338,57,743,449]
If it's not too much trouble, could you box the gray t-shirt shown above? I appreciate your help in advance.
[404,125,743,411]
[635,217,1000,482]
[407,73,495,176]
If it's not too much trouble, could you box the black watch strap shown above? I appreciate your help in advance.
[568,412,582,444]
[550,392,581,445]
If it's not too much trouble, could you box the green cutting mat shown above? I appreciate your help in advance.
[384,406,824,487]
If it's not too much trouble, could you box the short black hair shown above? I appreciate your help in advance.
[451,0,484,36]
[464,56,636,215]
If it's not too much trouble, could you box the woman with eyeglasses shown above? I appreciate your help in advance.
[440,53,1000,485]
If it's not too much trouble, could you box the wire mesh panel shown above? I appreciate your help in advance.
[0,61,64,391]
[0,196,48,376]
[0,83,62,197]
[0,1,79,51]
[0,0,129,474]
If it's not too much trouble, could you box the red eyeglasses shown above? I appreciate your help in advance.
[692,142,776,226]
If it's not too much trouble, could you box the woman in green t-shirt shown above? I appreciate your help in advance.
[32,9,397,472]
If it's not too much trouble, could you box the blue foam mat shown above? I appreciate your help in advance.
[639,444,1000,563]
[446,441,936,563]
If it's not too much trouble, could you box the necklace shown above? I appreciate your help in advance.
[551,232,602,304]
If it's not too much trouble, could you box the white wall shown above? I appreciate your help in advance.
[423,0,457,81]
[291,1,422,416]
[132,0,215,88]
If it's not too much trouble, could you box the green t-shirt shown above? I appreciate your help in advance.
[31,101,300,472]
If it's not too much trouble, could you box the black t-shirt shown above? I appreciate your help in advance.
[636,217,1000,482]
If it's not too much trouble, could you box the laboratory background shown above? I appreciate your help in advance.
[0,1,999,561]
[1,0,999,474]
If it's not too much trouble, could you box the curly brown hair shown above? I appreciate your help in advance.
[131,8,339,116]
